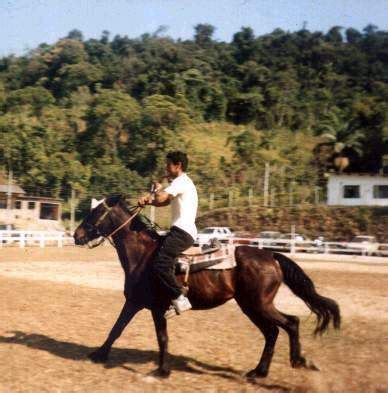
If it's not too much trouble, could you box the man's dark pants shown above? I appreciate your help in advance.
[153,226,194,300]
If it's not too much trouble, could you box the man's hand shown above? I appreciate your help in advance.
[138,194,152,207]
[152,182,163,193]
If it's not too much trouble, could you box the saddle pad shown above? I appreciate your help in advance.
[177,245,236,270]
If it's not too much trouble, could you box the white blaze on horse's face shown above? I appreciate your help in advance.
[91,198,105,210]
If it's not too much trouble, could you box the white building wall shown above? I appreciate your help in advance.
[327,175,388,206]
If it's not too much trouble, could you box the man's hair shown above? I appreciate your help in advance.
[166,151,188,171]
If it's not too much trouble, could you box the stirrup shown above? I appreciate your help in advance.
[164,305,178,319]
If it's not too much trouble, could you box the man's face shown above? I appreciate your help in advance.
[166,160,182,179]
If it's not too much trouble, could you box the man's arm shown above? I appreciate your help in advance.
[138,182,172,207]
[151,191,172,206]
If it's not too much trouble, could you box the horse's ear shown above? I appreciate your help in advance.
[106,194,123,207]
[91,198,104,209]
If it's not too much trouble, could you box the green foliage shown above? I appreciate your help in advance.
[0,24,386,212]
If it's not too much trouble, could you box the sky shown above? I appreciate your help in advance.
[1,0,387,57]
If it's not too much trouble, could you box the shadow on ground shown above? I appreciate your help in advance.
[0,331,290,391]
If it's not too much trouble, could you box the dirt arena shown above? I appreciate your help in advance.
[0,246,387,392]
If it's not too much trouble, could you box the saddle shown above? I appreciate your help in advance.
[175,240,236,275]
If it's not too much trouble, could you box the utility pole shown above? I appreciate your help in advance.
[315,186,320,204]
[209,192,214,211]
[70,188,76,234]
[228,190,233,208]
[6,167,13,225]
[289,180,294,206]
[270,187,275,207]
[263,162,270,207]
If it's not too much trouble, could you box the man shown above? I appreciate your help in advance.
[138,151,198,318]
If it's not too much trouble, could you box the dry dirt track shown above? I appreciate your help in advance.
[0,246,387,392]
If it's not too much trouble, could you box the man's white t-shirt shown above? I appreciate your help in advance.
[164,173,198,240]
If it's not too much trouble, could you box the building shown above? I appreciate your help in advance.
[327,174,388,206]
[0,180,63,230]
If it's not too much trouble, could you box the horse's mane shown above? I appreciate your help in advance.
[131,214,161,239]
[105,195,160,239]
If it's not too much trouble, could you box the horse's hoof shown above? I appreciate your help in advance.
[150,367,171,379]
[305,359,320,371]
[292,357,319,371]
[88,349,109,363]
[246,368,267,379]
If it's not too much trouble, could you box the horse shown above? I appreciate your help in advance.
[73,195,340,380]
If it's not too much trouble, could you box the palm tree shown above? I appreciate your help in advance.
[315,111,364,172]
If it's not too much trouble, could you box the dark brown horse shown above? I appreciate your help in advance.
[73,195,340,379]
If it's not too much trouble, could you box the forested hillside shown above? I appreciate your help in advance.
[0,25,387,211]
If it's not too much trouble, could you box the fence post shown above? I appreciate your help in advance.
[58,233,63,248]
[290,240,296,254]
[20,232,25,248]
[39,232,45,248]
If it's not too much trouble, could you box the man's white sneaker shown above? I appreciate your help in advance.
[172,294,192,314]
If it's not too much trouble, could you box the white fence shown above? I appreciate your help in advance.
[231,237,388,257]
[0,230,74,248]
[1,230,387,258]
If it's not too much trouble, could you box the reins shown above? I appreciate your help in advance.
[107,205,142,238]
[95,201,143,247]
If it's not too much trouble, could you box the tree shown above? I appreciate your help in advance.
[66,29,84,41]
[315,111,364,172]
[232,27,256,63]
[81,89,141,162]
[325,26,343,44]
[194,24,215,47]
[5,86,55,113]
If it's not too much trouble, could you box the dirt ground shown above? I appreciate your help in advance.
[0,246,387,392]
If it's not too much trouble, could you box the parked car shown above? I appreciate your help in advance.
[346,235,380,256]
[271,233,311,252]
[250,231,281,248]
[196,227,234,245]
[258,231,282,239]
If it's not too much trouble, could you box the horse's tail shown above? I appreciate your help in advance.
[273,252,341,335]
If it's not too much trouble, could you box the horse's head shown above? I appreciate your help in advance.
[73,194,128,246]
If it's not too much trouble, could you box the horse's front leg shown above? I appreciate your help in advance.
[89,300,143,363]
[150,309,170,378]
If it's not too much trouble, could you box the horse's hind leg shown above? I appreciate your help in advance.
[279,311,319,370]
[260,305,319,371]
[89,300,143,363]
[242,309,279,378]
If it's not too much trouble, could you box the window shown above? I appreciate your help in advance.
[28,201,36,209]
[14,200,22,209]
[373,185,388,199]
[343,185,360,198]
[0,200,6,209]
[39,203,59,220]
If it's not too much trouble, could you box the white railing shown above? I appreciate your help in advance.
[0,230,74,248]
[1,230,387,257]
[231,237,388,257]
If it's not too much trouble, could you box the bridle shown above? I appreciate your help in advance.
[90,200,142,244]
